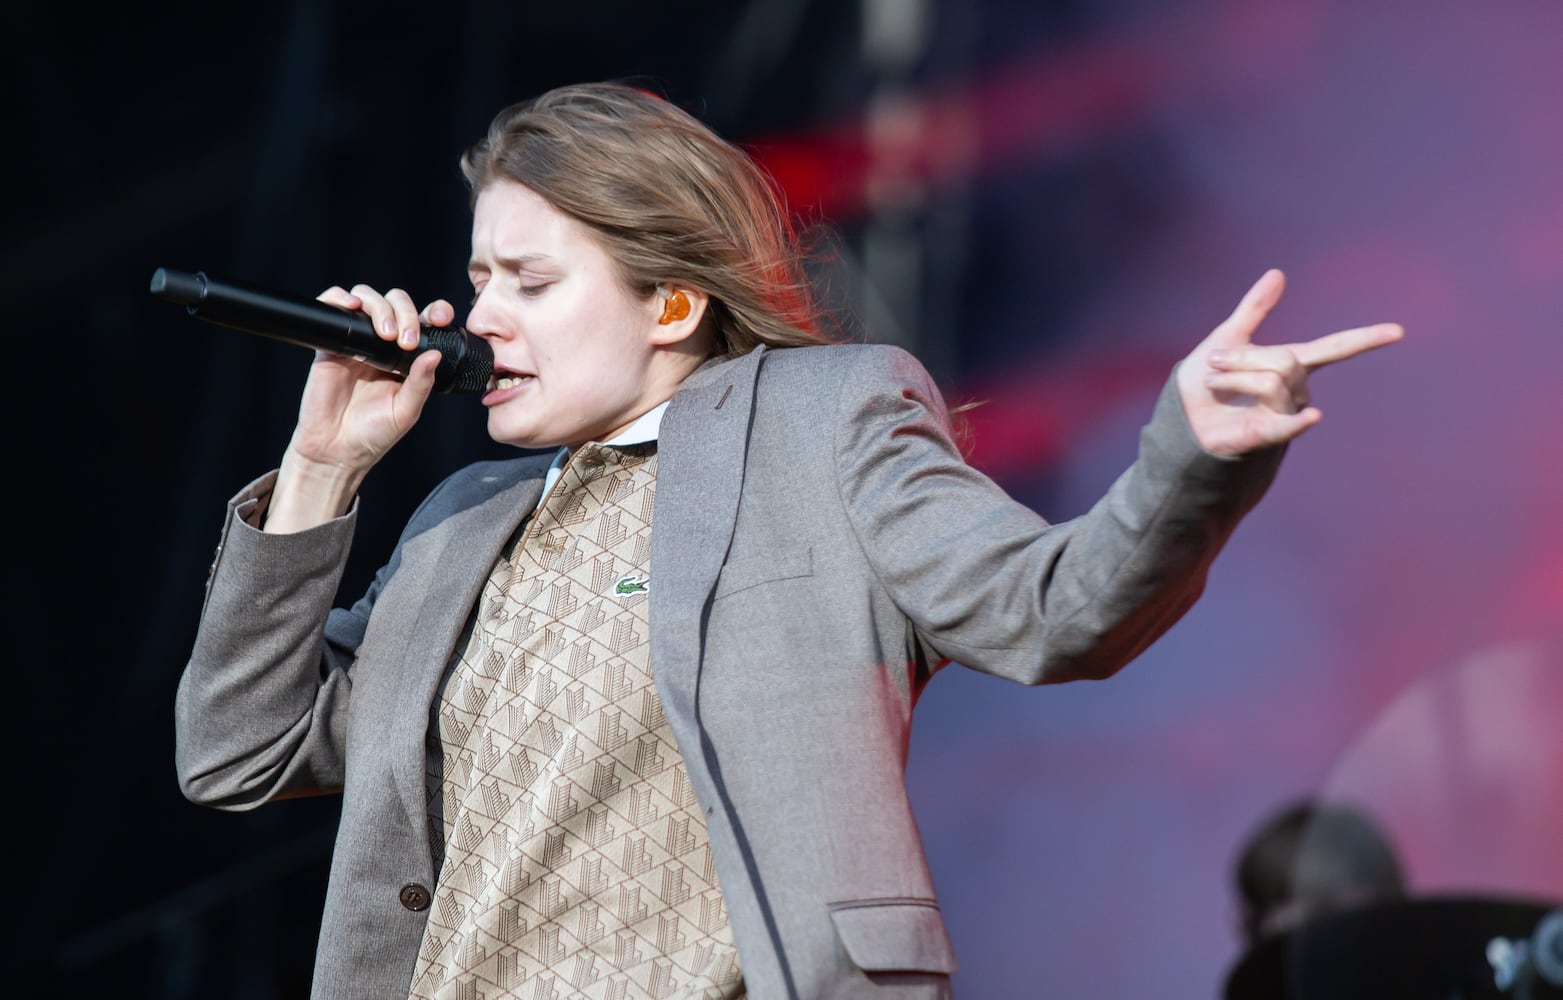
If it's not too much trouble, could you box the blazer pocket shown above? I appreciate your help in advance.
[827,898,959,975]
[711,548,813,601]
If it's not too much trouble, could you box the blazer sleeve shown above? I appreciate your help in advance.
[173,470,439,809]
[831,346,1284,684]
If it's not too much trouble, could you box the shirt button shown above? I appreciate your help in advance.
[399,883,431,911]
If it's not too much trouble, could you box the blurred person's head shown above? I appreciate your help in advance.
[1234,797,1407,946]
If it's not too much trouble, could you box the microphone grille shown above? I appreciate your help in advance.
[425,327,494,395]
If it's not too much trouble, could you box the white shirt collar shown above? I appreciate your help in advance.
[603,401,669,446]
[537,401,669,510]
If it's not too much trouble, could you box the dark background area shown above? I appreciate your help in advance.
[11,1,1561,997]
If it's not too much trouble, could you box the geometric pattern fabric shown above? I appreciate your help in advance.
[409,441,744,1000]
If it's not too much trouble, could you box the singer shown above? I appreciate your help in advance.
[173,81,1402,1000]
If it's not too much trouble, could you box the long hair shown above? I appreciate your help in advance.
[460,81,834,357]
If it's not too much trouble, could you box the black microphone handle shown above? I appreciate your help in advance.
[149,267,494,395]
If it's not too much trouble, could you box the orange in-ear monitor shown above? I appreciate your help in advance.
[659,289,691,324]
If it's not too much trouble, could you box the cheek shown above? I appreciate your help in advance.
[561,321,647,371]
[536,305,617,363]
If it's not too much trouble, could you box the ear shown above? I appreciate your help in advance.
[648,284,711,347]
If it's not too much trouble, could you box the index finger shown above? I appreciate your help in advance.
[317,285,361,309]
[1291,322,1405,370]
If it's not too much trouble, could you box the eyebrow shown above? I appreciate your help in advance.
[467,252,556,273]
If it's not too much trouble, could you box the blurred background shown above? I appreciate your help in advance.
[11,0,1560,997]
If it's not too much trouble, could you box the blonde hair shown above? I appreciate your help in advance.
[460,81,833,356]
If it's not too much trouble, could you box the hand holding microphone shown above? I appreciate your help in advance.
[149,268,494,394]
[151,268,494,531]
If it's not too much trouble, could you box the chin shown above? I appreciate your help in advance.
[487,417,542,451]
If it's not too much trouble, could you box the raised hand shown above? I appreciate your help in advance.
[1175,269,1404,458]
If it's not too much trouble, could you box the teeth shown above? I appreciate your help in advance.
[495,375,531,390]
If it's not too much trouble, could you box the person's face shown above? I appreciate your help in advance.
[466,179,697,450]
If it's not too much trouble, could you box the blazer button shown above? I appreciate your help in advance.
[399,883,432,911]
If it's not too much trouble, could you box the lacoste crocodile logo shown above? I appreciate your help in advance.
[615,574,650,596]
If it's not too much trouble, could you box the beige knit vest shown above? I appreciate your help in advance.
[408,441,743,1000]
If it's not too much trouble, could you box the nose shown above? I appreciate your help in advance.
[465,288,502,340]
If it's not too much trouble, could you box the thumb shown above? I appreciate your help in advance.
[391,350,443,431]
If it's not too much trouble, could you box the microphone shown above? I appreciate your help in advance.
[149,267,494,395]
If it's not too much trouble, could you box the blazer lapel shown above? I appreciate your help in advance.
[651,346,765,729]
[389,469,546,846]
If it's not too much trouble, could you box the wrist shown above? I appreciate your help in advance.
[265,447,368,533]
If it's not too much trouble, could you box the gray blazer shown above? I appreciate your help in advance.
[176,343,1281,999]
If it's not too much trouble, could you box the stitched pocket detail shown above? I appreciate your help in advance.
[826,897,958,974]
[712,548,813,601]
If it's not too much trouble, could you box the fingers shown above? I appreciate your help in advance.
[1206,343,1309,410]
[1205,269,1287,349]
[1180,269,1406,458]
[420,299,456,328]
[1290,322,1405,370]
[317,284,458,350]
[1203,368,1309,413]
[317,285,360,310]
[350,284,423,349]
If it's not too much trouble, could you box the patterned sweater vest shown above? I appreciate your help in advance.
[408,441,743,1000]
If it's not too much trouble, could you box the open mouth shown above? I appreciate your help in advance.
[488,367,535,392]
